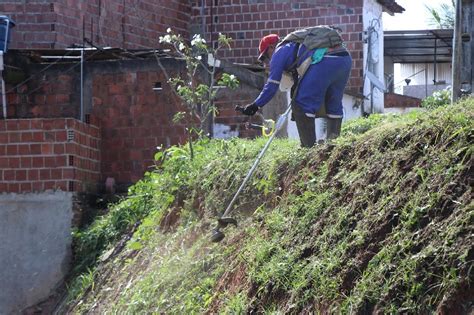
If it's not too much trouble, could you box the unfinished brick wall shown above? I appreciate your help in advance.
[3,0,364,93]
[384,93,421,108]
[3,55,195,188]
[190,0,364,93]
[89,59,189,186]
[214,83,269,139]
[0,0,191,49]
[5,70,79,119]
[0,118,100,193]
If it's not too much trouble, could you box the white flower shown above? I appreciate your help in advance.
[167,28,172,33]
[229,74,235,80]
[191,34,206,46]
[196,55,202,60]
[159,34,172,44]
[178,42,185,51]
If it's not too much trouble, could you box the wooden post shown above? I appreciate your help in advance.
[451,0,462,104]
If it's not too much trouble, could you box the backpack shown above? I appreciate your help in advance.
[277,26,344,93]
[277,25,343,51]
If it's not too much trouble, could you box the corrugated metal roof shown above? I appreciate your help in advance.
[385,29,453,63]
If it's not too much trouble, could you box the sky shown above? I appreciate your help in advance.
[383,0,453,30]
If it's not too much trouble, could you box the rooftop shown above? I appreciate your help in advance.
[384,29,453,64]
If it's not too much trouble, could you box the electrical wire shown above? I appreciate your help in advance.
[393,68,426,87]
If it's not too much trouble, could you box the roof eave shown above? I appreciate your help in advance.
[377,0,405,15]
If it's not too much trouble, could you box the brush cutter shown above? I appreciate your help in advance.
[245,110,276,137]
[210,103,292,243]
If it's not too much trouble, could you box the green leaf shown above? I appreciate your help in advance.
[128,241,143,251]
[154,151,164,162]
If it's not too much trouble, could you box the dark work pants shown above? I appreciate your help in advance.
[292,103,342,147]
[292,103,316,148]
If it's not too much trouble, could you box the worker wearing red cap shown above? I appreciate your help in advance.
[241,32,352,147]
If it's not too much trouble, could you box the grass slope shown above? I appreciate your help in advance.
[63,99,473,314]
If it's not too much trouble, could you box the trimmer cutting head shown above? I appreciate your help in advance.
[210,217,238,243]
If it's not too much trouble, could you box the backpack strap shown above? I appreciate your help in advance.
[290,43,300,97]
[288,43,313,99]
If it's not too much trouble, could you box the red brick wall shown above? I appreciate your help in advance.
[384,93,421,108]
[5,72,78,119]
[214,84,268,139]
[0,118,100,193]
[3,0,364,93]
[1,0,191,49]
[4,57,192,187]
[190,0,364,93]
[90,62,189,185]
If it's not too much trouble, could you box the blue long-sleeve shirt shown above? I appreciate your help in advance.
[254,42,303,107]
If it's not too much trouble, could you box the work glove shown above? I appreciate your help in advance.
[242,103,259,116]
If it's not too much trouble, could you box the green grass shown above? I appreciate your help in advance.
[65,98,474,314]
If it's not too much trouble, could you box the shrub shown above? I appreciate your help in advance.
[421,88,451,109]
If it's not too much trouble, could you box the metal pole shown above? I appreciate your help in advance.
[451,0,462,104]
[221,104,292,219]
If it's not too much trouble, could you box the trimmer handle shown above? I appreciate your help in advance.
[235,105,244,113]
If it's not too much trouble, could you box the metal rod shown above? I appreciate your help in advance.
[221,104,292,218]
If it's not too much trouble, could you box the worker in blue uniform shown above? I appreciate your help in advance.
[241,33,352,147]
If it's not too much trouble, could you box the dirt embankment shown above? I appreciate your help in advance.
[64,100,473,314]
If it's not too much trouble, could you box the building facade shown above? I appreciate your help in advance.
[0,0,404,190]
[0,1,406,311]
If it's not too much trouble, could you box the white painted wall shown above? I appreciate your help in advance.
[397,63,452,85]
[363,0,385,113]
[213,123,239,139]
[394,63,452,95]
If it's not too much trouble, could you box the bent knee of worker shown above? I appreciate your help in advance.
[325,102,343,118]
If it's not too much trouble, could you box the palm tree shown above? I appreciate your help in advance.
[426,0,455,29]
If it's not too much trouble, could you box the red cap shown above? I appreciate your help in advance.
[258,34,279,61]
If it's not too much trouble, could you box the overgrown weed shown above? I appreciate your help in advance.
[67,98,474,313]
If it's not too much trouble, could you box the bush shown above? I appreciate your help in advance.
[421,88,451,109]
